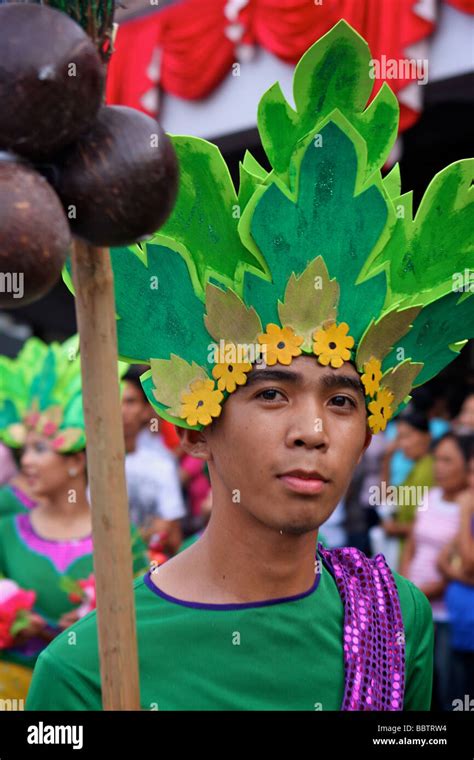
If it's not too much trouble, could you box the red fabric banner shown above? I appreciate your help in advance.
[105,0,469,133]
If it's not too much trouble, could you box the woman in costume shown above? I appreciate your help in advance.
[27,21,474,711]
[0,342,45,519]
[0,337,148,701]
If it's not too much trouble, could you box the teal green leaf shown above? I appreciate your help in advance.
[382,291,474,386]
[240,118,392,344]
[111,243,210,368]
[366,159,474,304]
[258,20,399,185]
[149,135,263,293]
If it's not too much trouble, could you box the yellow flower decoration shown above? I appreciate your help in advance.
[312,322,354,368]
[367,387,395,434]
[212,349,252,393]
[257,324,304,365]
[180,378,224,426]
[361,356,382,397]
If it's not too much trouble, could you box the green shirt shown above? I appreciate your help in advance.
[26,545,433,711]
[0,484,32,518]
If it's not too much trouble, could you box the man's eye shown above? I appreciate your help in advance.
[256,388,285,401]
[330,395,356,408]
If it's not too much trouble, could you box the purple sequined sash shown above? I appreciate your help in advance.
[317,543,405,711]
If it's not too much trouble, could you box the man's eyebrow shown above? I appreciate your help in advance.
[320,373,365,397]
[243,368,365,397]
[244,368,302,386]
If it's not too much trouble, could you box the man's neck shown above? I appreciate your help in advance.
[154,499,320,605]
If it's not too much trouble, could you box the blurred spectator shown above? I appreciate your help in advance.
[179,453,211,526]
[344,433,387,555]
[121,371,185,555]
[454,392,474,434]
[380,411,434,568]
[384,385,450,487]
[399,433,469,710]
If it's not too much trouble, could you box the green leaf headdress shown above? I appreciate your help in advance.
[0,335,86,452]
[66,20,474,435]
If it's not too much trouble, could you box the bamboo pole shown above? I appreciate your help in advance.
[71,239,140,710]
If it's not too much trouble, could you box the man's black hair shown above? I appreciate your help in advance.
[123,366,148,403]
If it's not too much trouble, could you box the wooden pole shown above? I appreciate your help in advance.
[71,239,140,710]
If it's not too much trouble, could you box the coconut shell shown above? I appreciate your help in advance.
[0,3,105,161]
[0,154,71,308]
[52,105,179,247]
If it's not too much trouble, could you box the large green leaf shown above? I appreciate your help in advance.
[381,291,474,386]
[151,135,262,295]
[364,159,474,304]
[239,117,393,344]
[111,243,211,368]
[257,20,399,186]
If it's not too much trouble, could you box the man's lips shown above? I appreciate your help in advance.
[277,469,329,495]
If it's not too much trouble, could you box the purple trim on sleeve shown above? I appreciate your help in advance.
[10,485,36,510]
[15,513,93,573]
[143,564,322,610]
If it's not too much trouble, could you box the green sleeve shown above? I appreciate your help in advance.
[26,646,102,711]
[402,579,434,710]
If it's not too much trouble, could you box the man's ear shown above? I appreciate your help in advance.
[176,426,211,461]
[357,425,373,465]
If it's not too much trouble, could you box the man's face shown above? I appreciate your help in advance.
[121,381,149,439]
[198,355,371,535]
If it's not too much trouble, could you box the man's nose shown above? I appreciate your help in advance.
[284,401,329,449]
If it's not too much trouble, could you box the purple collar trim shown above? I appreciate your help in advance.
[16,513,93,573]
[144,564,322,610]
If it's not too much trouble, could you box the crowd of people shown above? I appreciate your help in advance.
[0,353,472,709]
